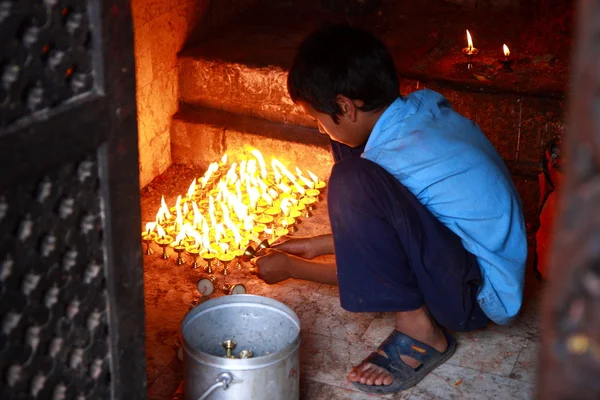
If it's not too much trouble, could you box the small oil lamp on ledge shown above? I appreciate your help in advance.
[462,29,479,70]
[498,44,514,71]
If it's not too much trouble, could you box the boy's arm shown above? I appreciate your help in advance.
[254,249,338,286]
[274,233,335,259]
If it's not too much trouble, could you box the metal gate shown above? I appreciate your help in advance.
[0,1,146,399]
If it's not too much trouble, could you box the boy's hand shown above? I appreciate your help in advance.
[253,249,296,284]
[273,237,318,259]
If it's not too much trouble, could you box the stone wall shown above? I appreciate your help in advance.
[132,0,258,188]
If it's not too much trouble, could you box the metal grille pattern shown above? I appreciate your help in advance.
[0,154,111,399]
[0,0,95,129]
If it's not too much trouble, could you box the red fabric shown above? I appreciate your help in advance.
[536,162,562,279]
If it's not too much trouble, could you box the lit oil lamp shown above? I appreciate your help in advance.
[201,248,216,274]
[278,216,296,232]
[498,44,514,71]
[300,196,317,218]
[232,247,244,269]
[252,223,266,239]
[217,245,235,275]
[170,241,187,266]
[170,230,189,265]
[218,154,229,172]
[275,227,289,238]
[186,244,201,269]
[264,206,281,219]
[462,29,479,69]
[141,222,157,255]
[305,188,321,202]
[306,170,326,191]
[154,226,174,260]
[256,214,274,226]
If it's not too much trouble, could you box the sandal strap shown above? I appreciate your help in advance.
[362,352,415,378]
[378,330,454,366]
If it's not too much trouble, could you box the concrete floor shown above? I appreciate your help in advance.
[142,165,542,400]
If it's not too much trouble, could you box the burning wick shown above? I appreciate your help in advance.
[498,44,514,71]
[462,29,479,69]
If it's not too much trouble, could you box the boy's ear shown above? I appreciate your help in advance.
[336,95,358,122]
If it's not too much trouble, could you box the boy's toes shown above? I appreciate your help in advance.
[348,362,392,386]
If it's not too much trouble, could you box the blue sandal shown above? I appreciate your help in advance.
[352,329,457,394]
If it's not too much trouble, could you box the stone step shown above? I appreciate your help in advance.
[170,105,333,180]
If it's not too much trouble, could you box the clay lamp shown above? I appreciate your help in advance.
[498,44,514,71]
[462,29,479,69]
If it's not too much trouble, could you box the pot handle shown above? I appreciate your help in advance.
[197,372,234,400]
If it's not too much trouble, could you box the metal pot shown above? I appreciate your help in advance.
[181,294,301,400]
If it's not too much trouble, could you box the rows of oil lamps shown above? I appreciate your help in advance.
[141,150,326,300]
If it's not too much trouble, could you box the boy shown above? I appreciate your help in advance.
[253,24,527,394]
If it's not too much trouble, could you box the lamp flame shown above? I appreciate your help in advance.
[503,44,510,57]
[466,30,473,52]
[187,179,196,198]
[145,222,157,234]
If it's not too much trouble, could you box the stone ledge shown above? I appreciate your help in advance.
[170,105,333,179]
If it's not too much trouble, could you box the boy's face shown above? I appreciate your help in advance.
[299,100,369,148]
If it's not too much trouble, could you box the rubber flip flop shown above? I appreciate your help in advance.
[351,329,457,394]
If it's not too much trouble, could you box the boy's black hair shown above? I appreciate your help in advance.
[287,24,400,123]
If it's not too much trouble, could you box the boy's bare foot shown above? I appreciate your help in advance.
[347,307,448,386]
